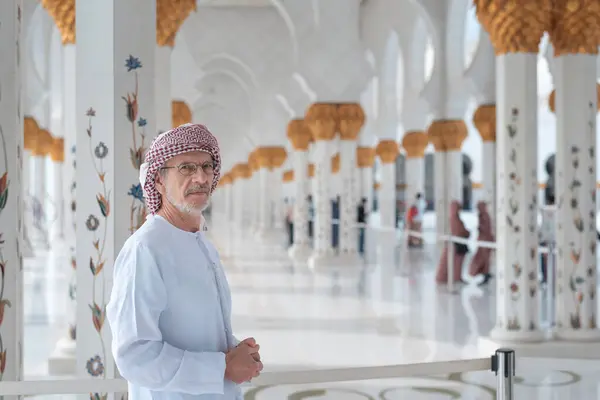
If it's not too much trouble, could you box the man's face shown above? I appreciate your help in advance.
[156,151,214,216]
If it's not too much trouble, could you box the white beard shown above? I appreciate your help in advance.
[165,187,208,217]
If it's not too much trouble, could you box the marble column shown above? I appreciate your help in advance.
[475,0,549,341]
[22,117,38,258]
[255,146,287,236]
[288,119,313,261]
[0,0,24,389]
[473,104,497,230]
[306,103,337,269]
[549,11,600,339]
[232,163,251,230]
[356,147,375,211]
[337,103,364,266]
[427,121,467,247]
[49,137,65,243]
[401,131,429,205]
[76,0,156,394]
[270,166,285,231]
[30,129,52,251]
[375,139,400,273]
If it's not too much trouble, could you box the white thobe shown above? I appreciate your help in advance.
[107,215,242,399]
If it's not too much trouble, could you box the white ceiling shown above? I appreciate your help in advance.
[197,0,273,6]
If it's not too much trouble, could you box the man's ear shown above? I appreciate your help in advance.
[155,173,165,195]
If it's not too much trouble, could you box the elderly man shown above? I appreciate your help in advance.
[107,124,262,399]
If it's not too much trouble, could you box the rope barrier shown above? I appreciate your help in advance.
[0,357,492,395]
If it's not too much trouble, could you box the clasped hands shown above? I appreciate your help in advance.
[224,337,263,384]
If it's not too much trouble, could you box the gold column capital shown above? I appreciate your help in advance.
[472,104,497,142]
[172,100,192,128]
[401,131,428,158]
[41,0,76,45]
[308,163,315,178]
[304,103,338,141]
[232,163,251,179]
[331,153,340,174]
[474,0,552,54]
[220,173,232,185]
[427,120,468,152]
[254,146,287,169]
[31,129,54,157]
[548,0,600,56]
[157,0,197,47]
[287,119,313,151]
[49,137,65,163]
[282,170,294,182]
[337,103,365,140]
[375,139,399,164]
[247,151,260,172]
[24,116,40,152]
[356,147,376,168]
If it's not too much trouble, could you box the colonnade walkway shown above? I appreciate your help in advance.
[18,211,600,398]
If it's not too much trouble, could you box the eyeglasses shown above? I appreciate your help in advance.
[161,162,215,176]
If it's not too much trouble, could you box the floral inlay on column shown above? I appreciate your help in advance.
[557,101,597,331]
[84,108,111,400]
[503,108,538,332]
[0,128,12,381]
[122,55,147,234]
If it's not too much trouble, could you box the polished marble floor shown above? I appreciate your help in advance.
[20,212,600,398]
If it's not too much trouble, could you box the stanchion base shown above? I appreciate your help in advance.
[478,335,600,359]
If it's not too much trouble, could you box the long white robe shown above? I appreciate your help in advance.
[107,215,242,399]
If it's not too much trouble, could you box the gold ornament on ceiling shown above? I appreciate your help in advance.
[548,0,600,56]
[157,0,197,47]
[473,0,552,54]
[40,0,76,44]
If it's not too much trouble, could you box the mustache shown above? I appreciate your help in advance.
[185,185,210,195]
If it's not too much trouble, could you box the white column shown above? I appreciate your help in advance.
[401,131,428,205]
[491,53,542,341]
[446,149,463,203]
[155,45,172,134]
[289,147,311,261]
[47,44,78,375]
[482,141,496,227]
[30,153,50,250]
[405,158,424,203]
[76,0,156,395]
[337,139,361,264]
[257,167,270,235]
[0,0,24,390]
[308,140,335,268]
[554,55,600,340]
[21,147,34,258]
[473,104,497,230]
[50,139,65,243]
[359,165,374,211]
[271,167,284,230]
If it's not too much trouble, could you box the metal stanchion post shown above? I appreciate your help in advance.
[491,348,515,400]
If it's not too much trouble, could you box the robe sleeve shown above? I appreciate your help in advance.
[106,240,226,395]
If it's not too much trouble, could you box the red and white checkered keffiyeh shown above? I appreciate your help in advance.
[140,123,221,214]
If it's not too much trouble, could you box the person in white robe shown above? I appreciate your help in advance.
[107,124,263,400]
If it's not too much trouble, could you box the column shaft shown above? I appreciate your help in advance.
[554,55,599,339]
[493,53,543,341]
[0,0,24,390]
[76,0,156,395]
